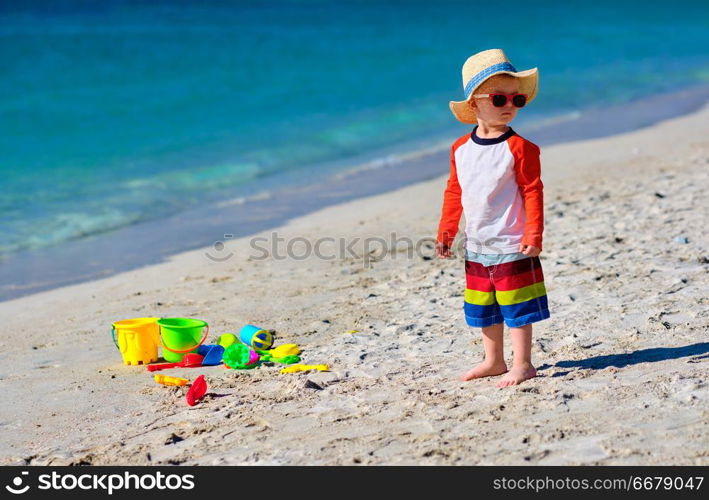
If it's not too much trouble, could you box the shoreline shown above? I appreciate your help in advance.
[2,83,708,302]
[0,102,707,465]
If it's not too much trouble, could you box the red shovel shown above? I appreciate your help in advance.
[186,375,207,406]
[147,353,204,372]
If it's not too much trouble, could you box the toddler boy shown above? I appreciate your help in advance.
[436,49,550,388]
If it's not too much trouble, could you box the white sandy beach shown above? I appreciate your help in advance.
[0,105,707,465]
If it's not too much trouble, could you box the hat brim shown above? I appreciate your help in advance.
[450,68,538,124]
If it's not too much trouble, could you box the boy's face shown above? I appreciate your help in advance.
[469,75,521,126]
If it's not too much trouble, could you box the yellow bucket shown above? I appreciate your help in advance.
[112,317,160,365]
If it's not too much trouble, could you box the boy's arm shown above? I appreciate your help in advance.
[437,142,464,248]
[511,139,544,251]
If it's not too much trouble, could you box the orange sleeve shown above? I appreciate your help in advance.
[436,137,466,247]
[509,137,544,250]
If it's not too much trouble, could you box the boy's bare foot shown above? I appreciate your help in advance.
[496,362,536,388]
[459,360,508,381]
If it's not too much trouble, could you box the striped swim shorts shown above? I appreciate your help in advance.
[464,256,551,328]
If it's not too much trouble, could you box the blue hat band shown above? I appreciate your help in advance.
[464,62,517,98]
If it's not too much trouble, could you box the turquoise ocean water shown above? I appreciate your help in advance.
[1,0,708,262]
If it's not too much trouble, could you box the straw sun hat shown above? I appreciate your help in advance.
[449,49,538,124]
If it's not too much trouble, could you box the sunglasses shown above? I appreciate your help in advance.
[473,93,528,108]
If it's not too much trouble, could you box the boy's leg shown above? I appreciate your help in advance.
[496,323,536,388]
[489,256,548,387]
[459,322,508,381]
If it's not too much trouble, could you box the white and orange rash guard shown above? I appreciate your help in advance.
[437,127,544,253]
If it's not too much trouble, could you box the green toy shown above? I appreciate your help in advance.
[255,344,301,364]
[258,352,301,365]
[223,343,259,370]
[157,317,209,363]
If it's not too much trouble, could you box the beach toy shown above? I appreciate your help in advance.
[256,344,301,364]
[223,343,260,369]
[280,364,329,374]
[111,317,160,366]
[186,375,207,406]
[197,344,225,366]
[147,353,204,372]
[217,333,238,349]
[279,354,301,364]
[157,318,209,363]
[258,351,301,364]
[154,374,189,387]
[269,344,301,358]
[239,324,273,350]
[271,354,301,365]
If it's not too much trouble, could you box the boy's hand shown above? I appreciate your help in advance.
[519,244,541,257]
[436,241,452,259]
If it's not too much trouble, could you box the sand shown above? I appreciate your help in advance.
[0,105,707,466]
